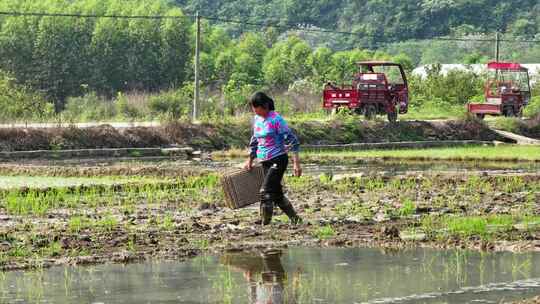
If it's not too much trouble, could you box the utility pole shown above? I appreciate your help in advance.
[495,31,500,62]
[494,31,501,80]
[193,11,201,122]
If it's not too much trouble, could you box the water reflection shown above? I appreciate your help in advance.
[2,248,540,303]
[221,250,297,304]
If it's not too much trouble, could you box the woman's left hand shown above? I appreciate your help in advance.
[293,163,302,177]
[292,153,302,177]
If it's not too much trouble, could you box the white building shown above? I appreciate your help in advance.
[413,64,540,84]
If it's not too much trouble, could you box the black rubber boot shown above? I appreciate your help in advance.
[261,252,285,282]
[260,192,274,225]
[276,196,302,225]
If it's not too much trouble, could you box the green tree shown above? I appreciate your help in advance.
[0,0,192,105]
[410,64,484,107]
[234,32,267,85]
[0,70,50,122]
[327,49,371,84]
[263,36,312,90]
[308,47,333,84]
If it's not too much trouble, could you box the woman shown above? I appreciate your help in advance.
[244,92,302,225]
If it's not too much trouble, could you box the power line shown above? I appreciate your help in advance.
[0,11,371,38]
[0,11,189,20]
[207,16,469,41]
[429,37,494,42]
[500,38,540,43]
[204,16,392,48]
[204,16,366,37]
[1,10,539,44]
[195,15,540,44]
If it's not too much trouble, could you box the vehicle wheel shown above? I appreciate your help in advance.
[387,111,398,123]
[476,113,485,120]
[364,105,376,120]
[517,107,524,118]
[505,107,515,117]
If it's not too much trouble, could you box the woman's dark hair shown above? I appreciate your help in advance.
[249,92,275,111]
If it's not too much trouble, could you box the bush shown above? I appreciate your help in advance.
[115,92,142,120]
[409,65,484,107]
[524,96,540,118]
[0,70,51,123]
[223,79,257,115]
[62,92,116,122]
[148,84,192,120]
[286,78,321,113]
[406,96,465,120]
[491,117,523,133]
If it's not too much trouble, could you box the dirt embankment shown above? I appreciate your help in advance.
[0,119,504,152]
[521,114,540,139]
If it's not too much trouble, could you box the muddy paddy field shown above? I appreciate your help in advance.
[0,146,539,302]
[0,116,539,303]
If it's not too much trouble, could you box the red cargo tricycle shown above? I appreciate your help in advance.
[467,61,531,119]
[323,61,409,122]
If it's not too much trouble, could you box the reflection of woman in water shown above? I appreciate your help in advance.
[221,251,297,304]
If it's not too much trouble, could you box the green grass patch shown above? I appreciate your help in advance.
[96,214,119,232]
[397,199,416,217]
[447,217,488,237]
[313,225,336,240]
[422,215,521,239]
[41,241,62,257]
[401,102,464,121]
[303,145,540,161]
[0,175,159,190]
[68,216,93,233]
[160,214,175,231]
[334,200,373,219]
[0,174,224,216]
[191,239,210,250]
[490,117,523,134]
[522,216,540,224]
[7,245,32,258]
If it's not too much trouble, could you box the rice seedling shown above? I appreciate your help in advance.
[96,214,118,232]
[160,215,175,231]
[68,216,92,233]
[502,176,526,193]
[301,146,540,162]
[8,244,32,258]
[334,200,372,220]
[363,178,385,192]
[397,199,416,217]
[42,242,62,257]
[126,238,136,252]
[192,239,209,250]
[313,225,335,240]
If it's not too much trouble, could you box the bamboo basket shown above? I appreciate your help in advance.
[220,165,264,209]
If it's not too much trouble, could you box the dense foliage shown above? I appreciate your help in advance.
[0,71,52,122]
[0,0,538,122]
[0,0,191,108]
[178,0,540,65]
[178,0,540,44]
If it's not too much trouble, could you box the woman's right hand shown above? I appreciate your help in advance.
[244,158,253,171]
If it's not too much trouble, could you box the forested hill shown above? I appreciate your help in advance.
[176,0,540,42]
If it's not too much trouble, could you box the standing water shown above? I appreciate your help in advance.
[1,247,540,303]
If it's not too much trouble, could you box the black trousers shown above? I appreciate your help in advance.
[260,154,288,195]
[259,154,301,225]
